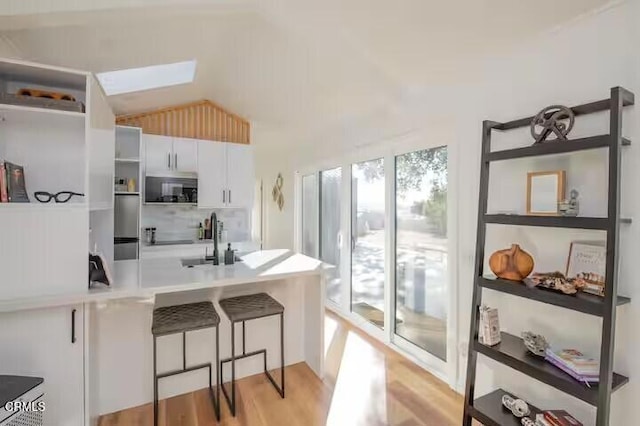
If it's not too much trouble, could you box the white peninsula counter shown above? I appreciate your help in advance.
[92,249,325,418]
[0,250,325,422]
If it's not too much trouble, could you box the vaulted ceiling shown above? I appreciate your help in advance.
[0,0,614,139]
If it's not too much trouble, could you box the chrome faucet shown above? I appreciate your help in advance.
[210,212,219,265]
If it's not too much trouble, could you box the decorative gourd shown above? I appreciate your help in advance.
[489,244,534,281]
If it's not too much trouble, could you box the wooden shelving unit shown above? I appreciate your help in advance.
[462,87,634,426]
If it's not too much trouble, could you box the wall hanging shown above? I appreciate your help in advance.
[272,173,284,211]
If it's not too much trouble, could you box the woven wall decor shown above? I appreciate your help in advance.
[272,173,284,211]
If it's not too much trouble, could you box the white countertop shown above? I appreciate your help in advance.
[0,250,323,313]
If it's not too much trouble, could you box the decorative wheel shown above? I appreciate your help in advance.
[530,105,574,144]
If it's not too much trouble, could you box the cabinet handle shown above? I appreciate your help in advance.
[71,308,77,344]
[167,153,171,169]
[174,153,178,170]
[228,190,231,204]
[223,190,226,203]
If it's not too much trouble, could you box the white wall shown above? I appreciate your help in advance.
[266,1,639,424]
[253,124,297,250]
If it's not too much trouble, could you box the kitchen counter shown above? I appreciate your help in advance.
[0,249,326,418]
[0,250,322,313]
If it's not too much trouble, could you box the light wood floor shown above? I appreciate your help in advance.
[98,310,463,426]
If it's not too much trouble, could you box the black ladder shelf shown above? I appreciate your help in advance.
[462,87,634,426]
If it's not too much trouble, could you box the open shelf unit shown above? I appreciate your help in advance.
[0,57,115,301]
[463,87,634,426]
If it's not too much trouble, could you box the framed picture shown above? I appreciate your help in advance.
[526,170,566,215]
[566,240,606,296]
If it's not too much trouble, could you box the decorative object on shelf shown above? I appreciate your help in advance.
[545,348,599,385]
[4,161,29,202]
[521,331,549,357]
[34,191,84,203]
[17,88,76,101]
[566,241,606,297]
[479,305,501,346]
[489,244,534,281]
[502,394,531,418]
[89,252,112,288]
[530,105,575,144]
[272,173,284,211]
[558,189,579,217]
[525,271,583,295]
[0,91,85,113]
[527,170,566,216]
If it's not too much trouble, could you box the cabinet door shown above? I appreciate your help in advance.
[226,144,254,208]
[172,137,198,173]
[197,140,227,208]
[0,305,85,426]
[144,134,173,175]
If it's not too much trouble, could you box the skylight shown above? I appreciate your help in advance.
[96,60,197,96]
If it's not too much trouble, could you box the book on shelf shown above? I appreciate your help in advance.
[4,161,29,203]
[543,410,583,426]
[545,355,599,383]
[0,162,7,202]
[545,348,599,375]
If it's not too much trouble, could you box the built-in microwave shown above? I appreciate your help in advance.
[144,176,198,204]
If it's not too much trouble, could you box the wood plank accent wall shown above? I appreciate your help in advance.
[115,100,250,144]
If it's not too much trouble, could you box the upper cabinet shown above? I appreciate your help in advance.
[172,137,198,173]
[198,140,254,209]
[226,144,254,208]
[144,135,198,175]
[144,134,173,174]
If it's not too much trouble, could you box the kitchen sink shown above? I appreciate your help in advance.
[181,256,243,267]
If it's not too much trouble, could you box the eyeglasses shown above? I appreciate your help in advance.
[34,191,85,203]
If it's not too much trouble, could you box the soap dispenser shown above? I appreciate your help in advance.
[224,243,235,265]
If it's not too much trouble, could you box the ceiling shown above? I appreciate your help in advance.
[0,0,615,139]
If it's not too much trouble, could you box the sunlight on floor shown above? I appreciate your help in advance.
[326,325,388,426]
[324,314,338,357]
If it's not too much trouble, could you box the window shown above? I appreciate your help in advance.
[394,147,448,360]
[351,159,386,329]
[301,174,318,257]
[96,60,197,96]
[320,167,342,305]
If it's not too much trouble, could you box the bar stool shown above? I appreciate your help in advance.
[152,301,220,426]
[219,292,285,416]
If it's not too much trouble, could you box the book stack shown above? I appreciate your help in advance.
[536,410,583,426]
[545,348,599,384]
[0,161,29,203]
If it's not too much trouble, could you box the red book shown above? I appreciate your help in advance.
[0,162,7,203]
[543,410,583,426]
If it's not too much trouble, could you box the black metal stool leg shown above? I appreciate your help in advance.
[215,325,220,421]
[231,320,236,415]
[280,312,285,398]
[153,335,158,426]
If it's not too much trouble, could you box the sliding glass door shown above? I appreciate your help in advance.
[351,159,386,329]
[320,167,342,305]
[394,147,448,360]
[299,143,451,375]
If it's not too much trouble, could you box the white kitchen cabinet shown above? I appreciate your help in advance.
[197,141,254,209]
[226,143,254,208]
[197,140,227,208]
[0,305,85,426]
[144,134,173,175]
[172,137,198,173]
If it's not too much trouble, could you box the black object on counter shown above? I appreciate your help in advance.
[224,244,235,265]
[210,212,219,265]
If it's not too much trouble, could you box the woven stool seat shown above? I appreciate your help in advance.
[152,301,220,336]
[219,293,284,322]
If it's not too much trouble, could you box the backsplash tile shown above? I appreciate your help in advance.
[141,205,251,242]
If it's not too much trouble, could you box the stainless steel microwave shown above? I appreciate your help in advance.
[144,176,198,204]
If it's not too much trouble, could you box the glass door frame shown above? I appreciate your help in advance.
[294,133,458,386]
